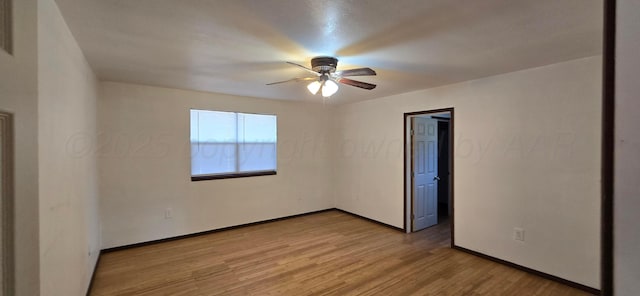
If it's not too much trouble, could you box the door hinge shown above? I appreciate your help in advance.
[410,129,414,136]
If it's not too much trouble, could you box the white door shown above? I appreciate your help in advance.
[412,117,438,231]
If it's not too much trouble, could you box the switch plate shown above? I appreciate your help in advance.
[164,208,173,219]
[514,227,525,242]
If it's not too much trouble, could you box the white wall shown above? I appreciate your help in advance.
[333,57,602,288]
[98,82,333,248]
[37,0,101,295]
[0,0,40,295]
[615,0,640,294]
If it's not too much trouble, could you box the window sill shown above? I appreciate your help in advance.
[191,170,277,181]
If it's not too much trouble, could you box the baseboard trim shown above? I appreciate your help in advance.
[452,245,600,295]
[334,208,405,232]
[86,250,103,296]
[102,208,336,253]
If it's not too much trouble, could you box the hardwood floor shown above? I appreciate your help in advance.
[90,210,592,296]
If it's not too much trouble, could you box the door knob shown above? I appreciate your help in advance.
[434,176,441,181]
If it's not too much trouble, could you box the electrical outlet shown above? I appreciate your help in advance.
[164,208,173,219]
[514,227,525,242]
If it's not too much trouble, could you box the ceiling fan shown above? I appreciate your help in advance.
[266,56,377,98]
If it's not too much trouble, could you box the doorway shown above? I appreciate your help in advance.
[404,108,454,243]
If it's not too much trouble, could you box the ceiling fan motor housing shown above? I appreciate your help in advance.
[311,56,338,73]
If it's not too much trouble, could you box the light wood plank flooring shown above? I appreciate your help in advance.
[89,210,592,295]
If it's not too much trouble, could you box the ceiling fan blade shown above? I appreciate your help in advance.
[266,77,317,85]
[286,62,320,76]
[337,78,377,90]
[335,67,377,77]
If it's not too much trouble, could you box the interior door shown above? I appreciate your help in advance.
[412,117,438,231]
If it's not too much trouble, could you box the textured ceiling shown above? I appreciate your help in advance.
[55,0,602,104]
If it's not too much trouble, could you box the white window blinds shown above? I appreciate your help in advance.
[190,109,277,178]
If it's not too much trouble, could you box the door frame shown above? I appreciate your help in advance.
[403,108,454,246]
[600,0,615,294]
[0,111,13,296]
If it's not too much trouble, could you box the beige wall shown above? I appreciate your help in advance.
[615,0,640,294]
[333,56,602,288]
[98,82,333,248]
[37,0,101,295]
[0,0,40,295]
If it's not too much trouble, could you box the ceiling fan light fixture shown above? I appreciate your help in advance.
[307,81,322,95]
[267,56,376,98]
[322,80,339,97]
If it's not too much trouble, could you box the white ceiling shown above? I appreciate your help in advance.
[55,0,602,104]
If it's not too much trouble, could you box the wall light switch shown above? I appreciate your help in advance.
[164,208,173,219]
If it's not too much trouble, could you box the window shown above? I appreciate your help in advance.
[190,109,277,181]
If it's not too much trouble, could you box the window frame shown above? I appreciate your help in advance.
[189,109,277,181]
